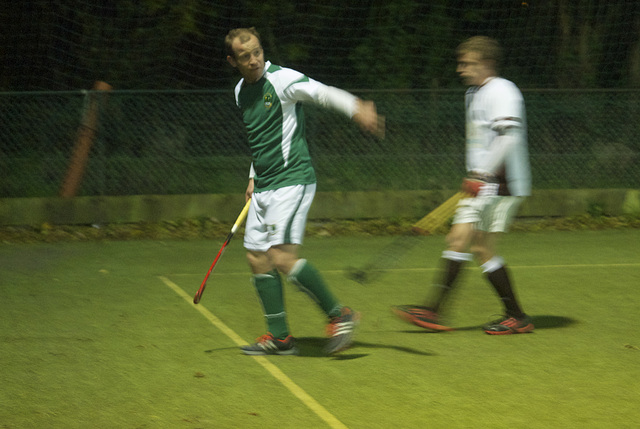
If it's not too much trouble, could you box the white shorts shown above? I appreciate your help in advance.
[243,183,316,252]
[453,196,524,233]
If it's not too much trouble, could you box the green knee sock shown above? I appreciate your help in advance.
[288,259,342,318]
[252,269,289,339]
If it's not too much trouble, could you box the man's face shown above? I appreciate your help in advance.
[456,51,493,86]
[227,34,265,84]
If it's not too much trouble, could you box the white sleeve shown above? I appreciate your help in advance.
[284,78,358,118]
[249,163,255,179]
[315,84,358,118]
[475,128,519,174]
[475,79,525,175]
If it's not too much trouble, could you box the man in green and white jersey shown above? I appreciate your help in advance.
[225,27,383,355]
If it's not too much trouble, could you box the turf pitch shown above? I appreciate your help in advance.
[1,230,639,428]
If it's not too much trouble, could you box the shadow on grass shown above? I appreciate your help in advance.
[203,315,575,356]
[296,337,434,359]
[399,314,578,333]
[204,338,433,359]
[204,347,239,353]
[529,315,577,329]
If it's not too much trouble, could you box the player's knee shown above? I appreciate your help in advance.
[246,251,271,273]
[446,234,466,253]
[245,251,258,265]
[470,245,492,264]
[267,245,299,274]
[446,223,473,252]
[272,255,297,275]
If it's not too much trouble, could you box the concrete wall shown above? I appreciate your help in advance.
[1,189,638,226]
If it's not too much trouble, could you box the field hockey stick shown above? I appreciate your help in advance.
[412,191,469,234]
[193,198,251,304]
[345,191,469,284]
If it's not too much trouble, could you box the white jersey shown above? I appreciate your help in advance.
[465,77,531,196]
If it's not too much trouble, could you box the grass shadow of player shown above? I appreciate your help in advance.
[529,315,577,329]
[457,315,577,331]
[295,337,434,359]
[399,314,577,333]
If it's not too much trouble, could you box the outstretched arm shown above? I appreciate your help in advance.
[286,79,384,138]
[353,99,384,138]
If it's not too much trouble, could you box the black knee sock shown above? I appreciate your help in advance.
[483,257,525,318]
[426,251,472,313]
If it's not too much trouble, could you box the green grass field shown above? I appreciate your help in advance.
[1,230,639,428]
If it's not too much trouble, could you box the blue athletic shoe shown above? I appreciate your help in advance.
[241,333,299,355]
[325,307,360,354]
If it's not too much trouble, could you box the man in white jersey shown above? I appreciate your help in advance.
[225,27,383,355]
[393,36,534,335]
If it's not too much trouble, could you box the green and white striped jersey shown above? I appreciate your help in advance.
[235,61,337,193]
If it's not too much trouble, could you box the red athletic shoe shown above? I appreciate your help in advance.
[391,305,454,331]
[483,315,534,335]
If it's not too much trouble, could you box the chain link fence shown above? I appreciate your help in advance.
[1,89,639,198]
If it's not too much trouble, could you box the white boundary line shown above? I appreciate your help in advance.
[158,276,348,429]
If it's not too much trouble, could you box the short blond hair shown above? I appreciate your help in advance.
[225,27,261,58]
[456,36,503,68]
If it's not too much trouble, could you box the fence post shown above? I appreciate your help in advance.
[59,81,112,198]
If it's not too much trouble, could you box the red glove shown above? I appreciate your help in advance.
[461,173,499,197]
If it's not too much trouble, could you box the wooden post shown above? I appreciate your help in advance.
[59,81,112,198]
